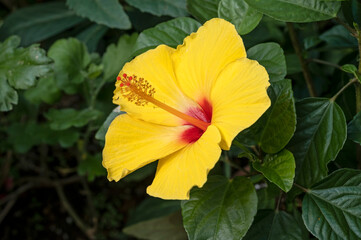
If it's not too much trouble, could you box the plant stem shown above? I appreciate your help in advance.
[293,183,309,193]
[308,58,342,70]
[330,78,358,102]
[287,22,317,97]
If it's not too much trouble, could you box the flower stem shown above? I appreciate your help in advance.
[293,183,309,193]
[308,58,342,70]
[287,22,317,97]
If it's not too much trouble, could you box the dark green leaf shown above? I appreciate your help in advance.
[181,176,257,240]
[132,17,201,56]
[76,24,108,52]
[127,198,180,226]
[186,0,220,23]
[218,0,263,35]
[45,108,102,130]
[48,38,91,94]
[95,108,125,141]
[238,80,296,153]
[123,212,187,240]
[244,0,341,22]
[24,74,61,104]
[0,76,18,112]
[302,169,361,240]
[77,154,106,181]
[257,183,280,210]
[103,33,138,82]
[125,0,188,17]
[253,150,296,192]
[320,25,358,48]
[287,98,347,188]
[348,111,361,144]
[247,42,287,82]
[340,64,361,81]
[0,2,84,46]
[66,0,131,29]
[244,210,304,240]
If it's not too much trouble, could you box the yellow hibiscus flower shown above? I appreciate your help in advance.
[102,18,271,200]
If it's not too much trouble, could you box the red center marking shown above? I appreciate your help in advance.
[181,98,213,143]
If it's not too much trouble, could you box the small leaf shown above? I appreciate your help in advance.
[186,0,220,23]
[0,2,84,46]
[287,98,347,188]
[302,169,361,240]
[238,79,296,154]
[132,17,201,56]
[102,33,138,82]
[77,154,106,181]
[244,210,304,240]
[123,212,187,240]
[0,35,52,90]
[253,150,295,192]
[0,76,18,112]
[244,0,341,22]
[66,0,131,29]
[348,111,361,144]
[181,175,257,240]
[76,24,108,53]
[48,38,91,94]
[24,74,61,104]
[45,108,102,130]
[247,42,287,82]
[340,64,361,82]
[218,0,263,35]
[125,0,188,17]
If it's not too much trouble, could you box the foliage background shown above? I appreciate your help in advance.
[0,0,361,239]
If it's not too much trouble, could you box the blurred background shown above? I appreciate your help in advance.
[0,0,360,239]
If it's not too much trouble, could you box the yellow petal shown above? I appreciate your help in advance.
[114,44,199,127]
[102,114,190,181]
[146,125,222,200]
[211,58,271,150]
[172,18,246,102]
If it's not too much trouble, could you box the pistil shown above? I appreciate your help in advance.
[117,74,211,131]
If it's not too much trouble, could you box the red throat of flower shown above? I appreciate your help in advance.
[117,74,212,139]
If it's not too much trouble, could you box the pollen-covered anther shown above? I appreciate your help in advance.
[117,73,156,106]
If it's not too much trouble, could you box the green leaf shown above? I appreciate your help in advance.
[348,111,361,145]
[77,154,106,181]
[45,108,102,130]
[66,0,131,29]
[123,212,187,240]
[186,0,220,23]
[127,198,180,226]
[247,42,287,83]
[0,2,84,46]
[320,25,358,48]
[256,183,280,210]
[132,17,201,56]
[24,74,61,104]
[76,24,108,53]
[302,169,361,240]
[0,35,52,90]
[218,0,263,35]
[287,98,347,188]
[340,64,361,81]
[244,0,341,22]
[253,150,296,192]
[0,76,18,112]
[238,79,296,153]
[125,0,188,17]
[95,108,125,141]
[103,33,138,82]
[181,176,257,240]
[48,38,91,94]
[244,210,304,240]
